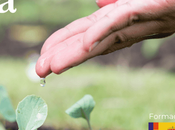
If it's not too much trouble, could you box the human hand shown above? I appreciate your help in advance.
[96,0,119,8]
[36,0,175,78]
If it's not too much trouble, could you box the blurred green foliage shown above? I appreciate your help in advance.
[0,1,175,129]
[0,85,16,122]
[0,0,98,26]
[141,34,175,59]
[1,57,175,129]
[142,39,165,59]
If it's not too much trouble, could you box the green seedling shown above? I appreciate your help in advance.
[0,87,96,130]
[16,95,48,130]
[0,122,5,130]
[0,85,16,130]
[0,85,16,122]
[0,94,48,130]
[65,95,95,130]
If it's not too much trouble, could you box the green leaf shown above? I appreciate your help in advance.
[141,39,164,59]
[0,85,16,122]
[0,122,5,130]
[65,95,95,121]
[16,95,48,130]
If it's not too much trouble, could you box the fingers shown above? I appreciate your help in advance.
[36,19,168,78]
[40,4,115,55]
[83,3,137,52]
[90,20,169,55]
[49,39,88,75]
[96,0,118,8]
[36,33,84,77]
[83,0,173,52]
[101,32,173,55]
[37,2,125,77]
[96,0,129,8]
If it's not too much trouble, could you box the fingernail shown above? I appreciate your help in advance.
[89,41,100,52]
[59,67,71,74]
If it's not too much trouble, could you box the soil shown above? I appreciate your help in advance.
[5,121,88,130]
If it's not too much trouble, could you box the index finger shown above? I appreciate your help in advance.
[41,4,115,55]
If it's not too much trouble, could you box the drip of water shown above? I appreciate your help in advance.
[40,78,46,87]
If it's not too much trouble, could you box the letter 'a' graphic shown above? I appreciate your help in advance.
[0,0,17,13]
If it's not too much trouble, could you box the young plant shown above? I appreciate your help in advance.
[0,87,96,130]
[0,122,5,130]
[16,95,48,130]
[65,95,95,130]
[0,85,16,129]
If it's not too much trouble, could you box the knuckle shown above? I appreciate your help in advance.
[110,25,118,32]
[115,32,129,43]
[124,2,140,26]
[128,13,140,26]
[104,12,113,21]
[64,26,72,34]
[77,37,83,44]
[86,14,97,23]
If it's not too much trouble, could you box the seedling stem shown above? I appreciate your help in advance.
[82,108,92,130]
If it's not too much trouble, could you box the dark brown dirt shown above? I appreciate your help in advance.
[5,121,89,130]
[4,121,120,130]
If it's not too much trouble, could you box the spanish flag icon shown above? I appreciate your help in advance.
[149,122,175,130]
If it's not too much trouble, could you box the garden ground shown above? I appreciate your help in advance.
[1,57,175,130]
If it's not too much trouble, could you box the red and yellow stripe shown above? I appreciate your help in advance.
[149,122,175,130]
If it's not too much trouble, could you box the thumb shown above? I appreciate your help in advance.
[96,0,118,8]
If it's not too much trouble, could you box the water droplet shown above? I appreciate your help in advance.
[40,78,46,87]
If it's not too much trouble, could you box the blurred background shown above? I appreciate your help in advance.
[1,0,175,129]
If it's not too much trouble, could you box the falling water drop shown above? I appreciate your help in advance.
[40,78,46,87]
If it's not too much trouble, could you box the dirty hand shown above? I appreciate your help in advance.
[36,0,175,78]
